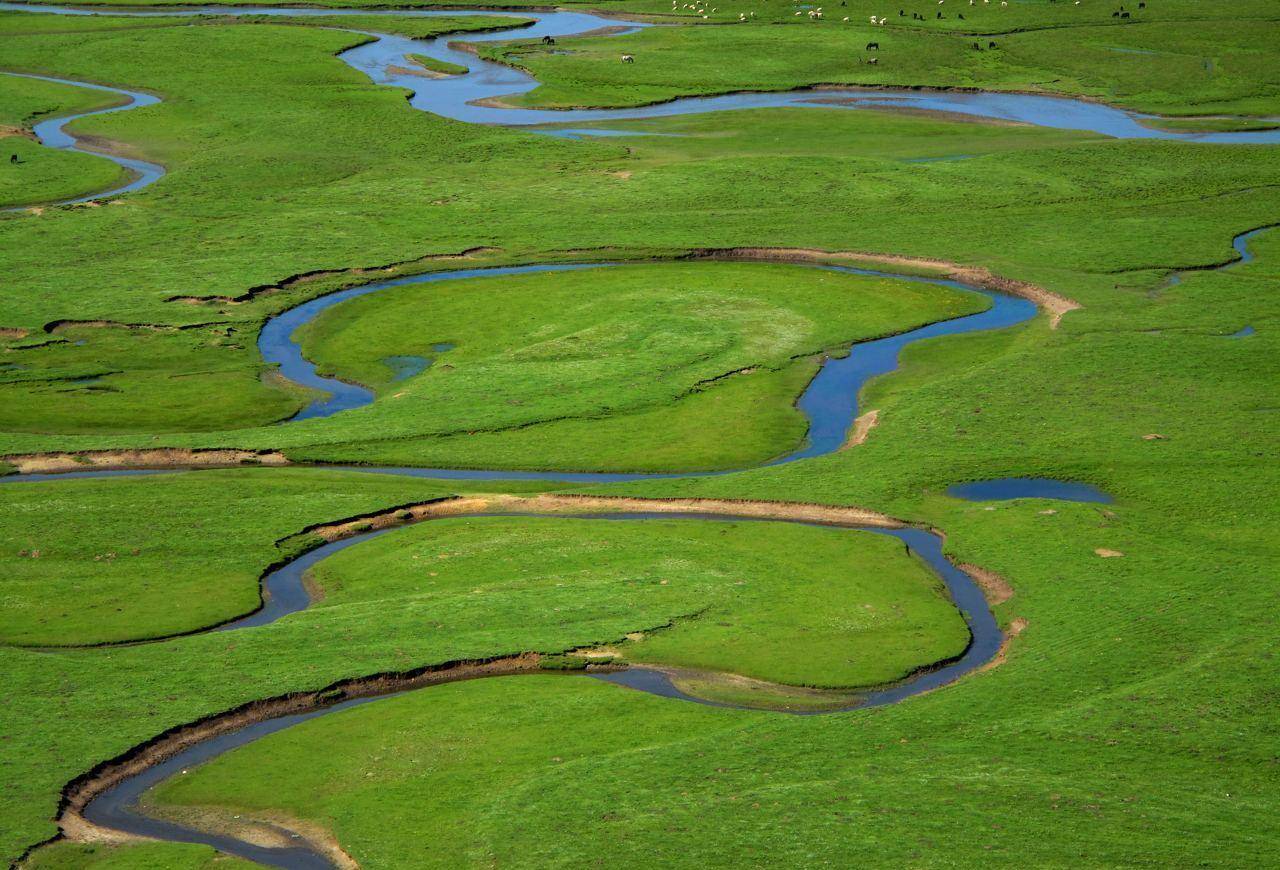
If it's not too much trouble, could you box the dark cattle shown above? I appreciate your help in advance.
[1138,1,1145,6]
[9,154,16,164]
[1121,10,1130,17]
[989,40,997,48]
[866,41,879,50]
[958,12,964,18]
[541,35,556,45]
[973,41,981,50]
[936,10,943,18]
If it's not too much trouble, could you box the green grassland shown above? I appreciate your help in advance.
[0,67,123,128]
[0,469,466,646]
[0,324,314,434]
[0,134,126,208]
[1,1,1278,868]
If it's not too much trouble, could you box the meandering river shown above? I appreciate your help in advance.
[8,4,1274,866]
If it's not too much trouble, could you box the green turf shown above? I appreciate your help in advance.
[0,324,314,434]
[0,134,126,208]
[0,65,125,128]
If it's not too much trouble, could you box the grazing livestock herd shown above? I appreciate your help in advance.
[663,0,1152,20]
[640,1,1148,67]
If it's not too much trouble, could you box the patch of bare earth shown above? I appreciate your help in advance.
[842,408,880,449]
[4,448,289,475]
[140,806,358,869]
[305,494,905,545]
[960,562,1014,606]
[981,617,1029,673]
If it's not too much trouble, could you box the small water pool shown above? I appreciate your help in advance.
[947,477,1112,503]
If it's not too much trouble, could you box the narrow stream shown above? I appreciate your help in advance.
[0,70,163,211]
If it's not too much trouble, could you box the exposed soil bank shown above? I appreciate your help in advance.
[164,246,503,306]
[843,409,880,449]
[2,448,289,475]
[306,493,905,543]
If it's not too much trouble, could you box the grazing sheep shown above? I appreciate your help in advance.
[866,41,880,49]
